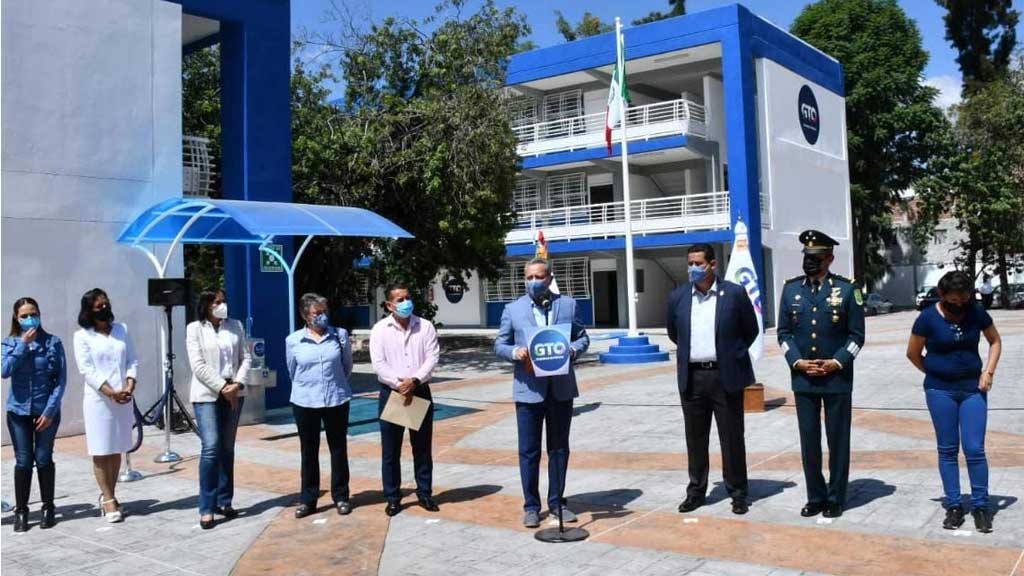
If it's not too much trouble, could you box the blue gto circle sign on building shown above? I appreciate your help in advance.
[529,326,572,376]
[798,85,820,145]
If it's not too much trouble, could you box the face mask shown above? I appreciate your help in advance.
[19,315,40,331]
[94,305,113,323]
[212,303,228,319]
[394,300,414,319]
[943,301,966,316]
[311,313,329,329]
[802,255,823,277]
[526,279,549,301]
[688,264,708,284]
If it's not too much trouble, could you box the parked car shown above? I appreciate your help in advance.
[864,293,894,316]
[991,284,1024,309]
[916,287,941,311]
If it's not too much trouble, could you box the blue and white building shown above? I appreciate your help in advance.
[423,4,854,330]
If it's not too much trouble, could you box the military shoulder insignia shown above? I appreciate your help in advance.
[785,275,805,284]
[832,274,853,284]
[854,288,864,306]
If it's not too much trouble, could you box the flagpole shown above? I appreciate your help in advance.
[616,18,638,336]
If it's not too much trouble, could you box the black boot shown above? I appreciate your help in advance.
[37,464,56,529]
[13,467,32,532]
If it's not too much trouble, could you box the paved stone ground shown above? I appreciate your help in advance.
[3,310,1023,575]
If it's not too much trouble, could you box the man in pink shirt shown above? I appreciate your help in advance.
[370,284,441,516]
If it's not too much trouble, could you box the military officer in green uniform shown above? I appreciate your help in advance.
[777,230,865,519]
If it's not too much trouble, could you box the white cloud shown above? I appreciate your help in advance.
[924,75,962,111]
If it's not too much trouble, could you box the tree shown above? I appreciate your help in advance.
[791,0,948,287]
[554,10,612,42]
[294,0,530,322]
[915,59,1024,307]
[633,0,686,25]
[936,0,1019,96]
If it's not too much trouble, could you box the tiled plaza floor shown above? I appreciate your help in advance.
[3,310,1023,575]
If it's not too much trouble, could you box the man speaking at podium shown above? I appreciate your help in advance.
[495,257,589,528]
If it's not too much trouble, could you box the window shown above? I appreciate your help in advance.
[513,177,541,214]
[635,269,645,293]
[933,230,948,244]
[486,261,527,302]
[546,172,588,209]
[542,89,583,121]
[510,95,538,127]
[485,257,591,302]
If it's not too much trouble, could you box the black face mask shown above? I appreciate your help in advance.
[94,305,113,323]
[943,301,966,316]
[802,255,825,277]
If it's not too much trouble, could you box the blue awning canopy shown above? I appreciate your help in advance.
[118,197,412,245]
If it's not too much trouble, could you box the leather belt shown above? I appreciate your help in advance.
[689,361,718,370]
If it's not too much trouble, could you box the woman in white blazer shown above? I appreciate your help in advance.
[185,289,251,530]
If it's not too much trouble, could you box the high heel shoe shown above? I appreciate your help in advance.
[99,497,123,523]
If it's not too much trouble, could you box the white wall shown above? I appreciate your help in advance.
[2,0,184,439]
[429,270,482,327]
[702,75,727,160]
[755,58,855,321]
[635,258,676,328]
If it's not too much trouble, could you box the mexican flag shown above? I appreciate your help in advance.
[605,29,630,154]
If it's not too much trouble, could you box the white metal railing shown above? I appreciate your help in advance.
[513,97,707,157]
[183,135,215,197]
[506,191,730,244]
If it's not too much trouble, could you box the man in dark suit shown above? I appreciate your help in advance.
[667,243,760,515]
[494,257,590,528]
[777,230,865,519]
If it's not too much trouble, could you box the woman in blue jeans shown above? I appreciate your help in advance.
[907,271,1002,533]
[185,290,251,529]
[1,297,67,532]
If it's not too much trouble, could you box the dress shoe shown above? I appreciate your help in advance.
[731,499,749,515]
[417,496,439,512]
[822,503,843,518]
[215,506,239,519]
[200,516,216,530]
[39,505,56,529]
[385,501,401,517]
[336,500,352,515]
[13,508,29,533]
[523,510,541,528]
[800,502,825,517]
[972,508,993,533]
[677,496,705,513]
[294,504,315,519]
[942,505,965,530]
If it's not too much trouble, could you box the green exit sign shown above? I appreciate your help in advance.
[260,244,284,273]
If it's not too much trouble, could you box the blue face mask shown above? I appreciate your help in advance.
[312,313,330,329]
[394,299,414,319]
[19,315,40,331]
[526,279,549,301]
[688,264,708,284]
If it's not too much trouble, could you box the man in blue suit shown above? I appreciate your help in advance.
[667,243,759,515]
[494,257,590,528]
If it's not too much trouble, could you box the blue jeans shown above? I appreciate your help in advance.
[194,398,244,515]
[925,388,988,509]
[515,395,573,513]
[6,411,60,469]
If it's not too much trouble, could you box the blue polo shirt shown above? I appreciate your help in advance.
[912,303,993,390]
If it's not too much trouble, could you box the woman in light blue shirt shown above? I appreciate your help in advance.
[2,297,66,532]
[285,293,353,519]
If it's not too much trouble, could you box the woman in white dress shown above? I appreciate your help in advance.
[73,288,137,523]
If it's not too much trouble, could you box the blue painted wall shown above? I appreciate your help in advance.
[485,299,594,327]
[175,0,294,408]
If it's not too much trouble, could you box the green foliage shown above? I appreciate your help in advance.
[554,10,612,42]
[791,0,948,286]
[182,46,225,294]
[632,0,686,26]
[936,0,1019,96]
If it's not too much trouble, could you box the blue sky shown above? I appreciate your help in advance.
[292,0,1022,108]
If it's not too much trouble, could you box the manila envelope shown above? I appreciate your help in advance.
[380,391,432,431]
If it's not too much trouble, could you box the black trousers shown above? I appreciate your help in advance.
[292,402,350,506]
[378,385,434,502]
[681,367,748,500]
[795,392,852,505]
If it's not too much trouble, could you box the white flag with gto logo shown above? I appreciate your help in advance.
[725,220,765,362]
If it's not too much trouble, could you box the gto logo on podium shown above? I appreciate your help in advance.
[527,323,572,377]
[798,85,820,145]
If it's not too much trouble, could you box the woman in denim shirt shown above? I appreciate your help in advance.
[285,293,353,519]
[1,297,67,532]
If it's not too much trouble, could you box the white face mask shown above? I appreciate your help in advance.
[212,302,228,319]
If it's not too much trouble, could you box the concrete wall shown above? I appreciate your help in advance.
[429,270,483,328]
[634,258,676,328]
[2,0,185,439]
